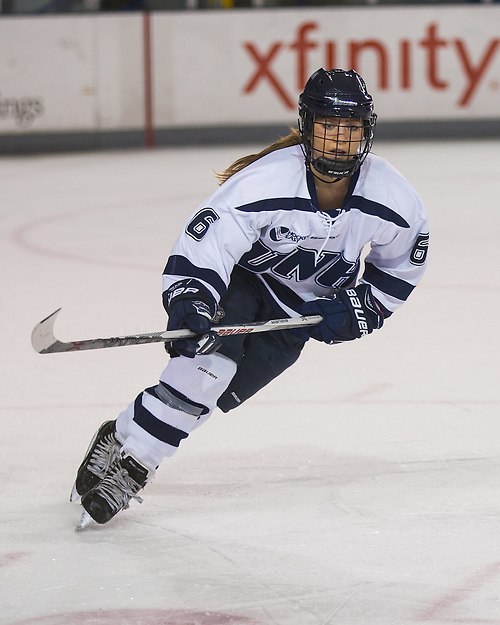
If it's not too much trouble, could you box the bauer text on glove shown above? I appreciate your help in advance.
[300,284,384,344]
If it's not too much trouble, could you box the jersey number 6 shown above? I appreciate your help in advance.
[409,232,429,266]
[186,208,220,242]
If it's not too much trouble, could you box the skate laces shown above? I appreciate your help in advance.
[95,464,146,513]
[87,433,120,479]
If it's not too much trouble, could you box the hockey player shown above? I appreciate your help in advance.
[72,68,429,528]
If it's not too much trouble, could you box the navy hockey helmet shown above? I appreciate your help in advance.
[298,68,377,180]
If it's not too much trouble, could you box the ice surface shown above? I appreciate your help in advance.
[1,139,499,625]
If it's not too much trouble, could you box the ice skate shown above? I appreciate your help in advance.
[79,453,154,526]
[70,420,121,503]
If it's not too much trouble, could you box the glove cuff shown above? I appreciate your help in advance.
[163,279,217,318]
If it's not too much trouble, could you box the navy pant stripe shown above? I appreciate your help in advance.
[133,395,188,447]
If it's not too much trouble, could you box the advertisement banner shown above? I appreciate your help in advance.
[152,6,500,126]
[0,15,144,134]
[0,6,499,139]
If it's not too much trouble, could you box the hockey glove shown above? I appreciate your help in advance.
[164,279,222,358]
[300,284,384,344]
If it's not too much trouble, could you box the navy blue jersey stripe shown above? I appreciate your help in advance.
[363,262,415,301]
[164,255,226,298]
[233,197,315,214]
[348,196,410,228]
[133,394,188,448]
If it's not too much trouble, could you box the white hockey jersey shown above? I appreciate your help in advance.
[163,145,429,319]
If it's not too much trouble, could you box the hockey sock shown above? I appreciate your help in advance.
[117,352,237,468]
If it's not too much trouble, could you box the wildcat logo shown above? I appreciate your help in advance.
[269,226,307,243]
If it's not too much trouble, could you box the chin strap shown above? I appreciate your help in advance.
[311,155,358,182]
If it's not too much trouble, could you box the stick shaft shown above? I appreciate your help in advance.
[31,309,322,354]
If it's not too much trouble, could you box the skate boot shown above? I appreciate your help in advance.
[70,420,121,503]
[78,453,153,527]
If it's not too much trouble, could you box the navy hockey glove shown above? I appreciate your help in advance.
[300,284,384,344]
[164,279,222,358]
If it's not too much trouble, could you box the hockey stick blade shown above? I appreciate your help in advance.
[31,308,322,354]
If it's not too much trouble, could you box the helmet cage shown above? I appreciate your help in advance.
[298,69,377,180]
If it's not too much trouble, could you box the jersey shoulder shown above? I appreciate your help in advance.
[215,145,310,211]
[353,153,427,227]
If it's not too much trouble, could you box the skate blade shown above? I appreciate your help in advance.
[70,483,81,504]
[76,510,94,531]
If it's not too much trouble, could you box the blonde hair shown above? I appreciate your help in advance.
[215,129,302,185]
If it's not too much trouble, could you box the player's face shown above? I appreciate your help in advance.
[311,116,364,164]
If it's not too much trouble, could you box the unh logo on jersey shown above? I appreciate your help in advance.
[239,240,359,290]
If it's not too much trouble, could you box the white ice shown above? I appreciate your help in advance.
[1,139,499,625]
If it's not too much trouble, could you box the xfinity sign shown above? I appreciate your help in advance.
[241,18,500,113]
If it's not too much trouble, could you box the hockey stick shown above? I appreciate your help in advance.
[31,308,322,354]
